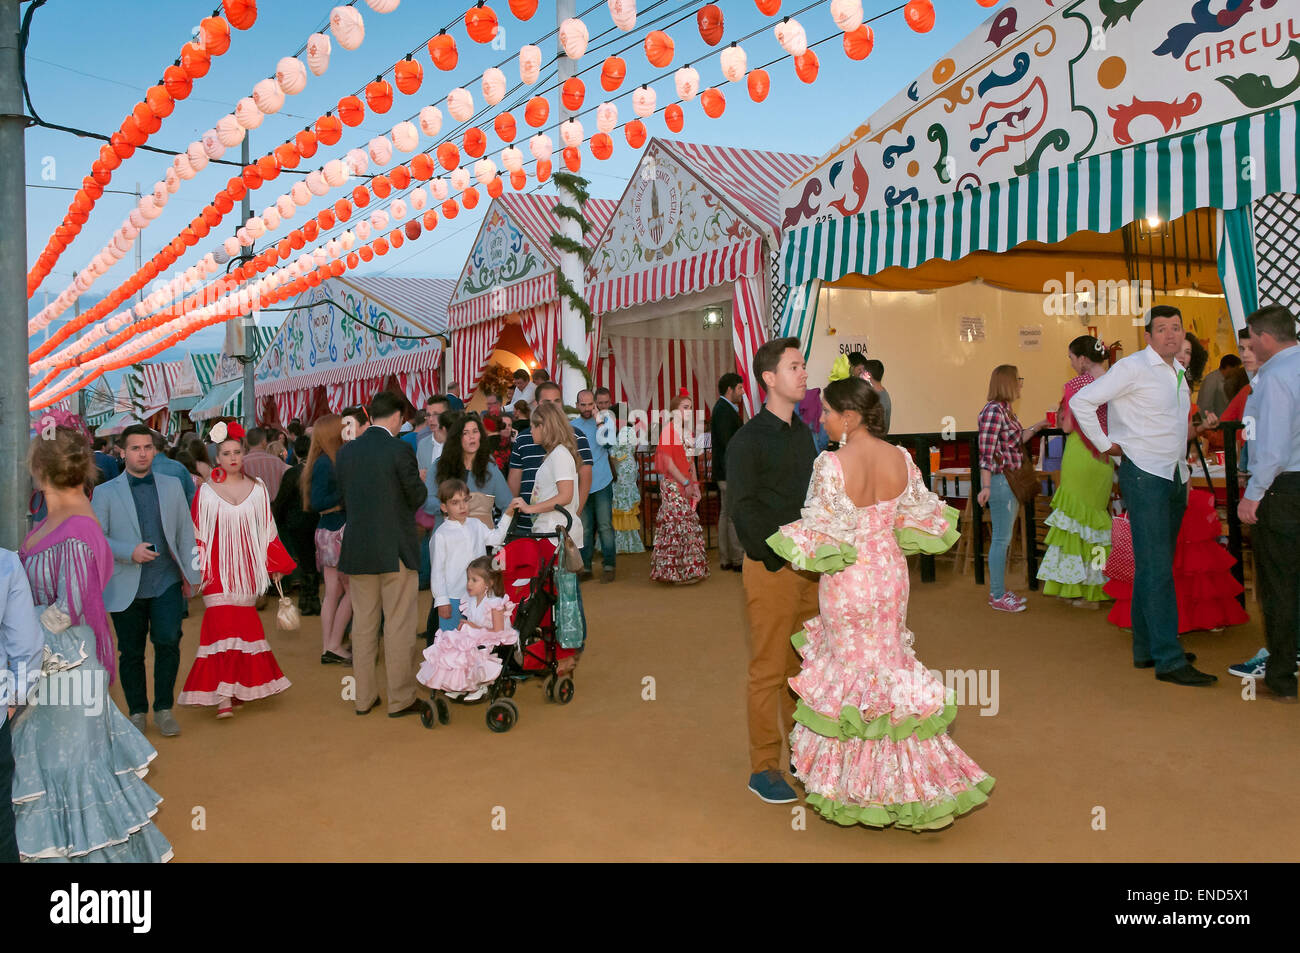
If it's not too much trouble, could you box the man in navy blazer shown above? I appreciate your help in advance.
[91,425,200,737]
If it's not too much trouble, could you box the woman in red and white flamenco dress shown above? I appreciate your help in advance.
[178,421,295,719]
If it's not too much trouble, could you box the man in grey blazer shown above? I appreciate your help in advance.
[92,425,200,737]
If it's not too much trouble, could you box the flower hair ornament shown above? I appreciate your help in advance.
[41,408,92,442]
[491,550,506,572]
[209,420,246,444]
[829,354,851,382]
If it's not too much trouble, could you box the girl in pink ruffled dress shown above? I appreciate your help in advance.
[768,377,995,832]
[417,557,517,701]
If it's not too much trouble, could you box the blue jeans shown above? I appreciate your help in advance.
[987,472,1018,599]
[1118,457,1187,673]
[111,581,186,714]
[580,483,616,570]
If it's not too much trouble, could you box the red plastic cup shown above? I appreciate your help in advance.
[1046,411,1057,428]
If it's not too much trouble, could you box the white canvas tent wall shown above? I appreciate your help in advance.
[779,0,1300,353]
[254,275,451,424]
[586,139,816,417]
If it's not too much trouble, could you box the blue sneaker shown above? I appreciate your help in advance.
[748,769,798,804]
[1228,648,1268,679]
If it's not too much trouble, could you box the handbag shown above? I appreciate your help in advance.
[1003,450,1041,505]
[274,579,300,631]
[561,533,585,573]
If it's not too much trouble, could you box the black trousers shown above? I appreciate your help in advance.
[111,581,186,714]
[0,719,17,862]
[1255,472,1300,697]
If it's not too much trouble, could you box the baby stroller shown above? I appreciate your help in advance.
[422,507,583,733]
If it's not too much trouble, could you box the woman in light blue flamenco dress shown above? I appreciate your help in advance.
[767,374,994,832]
[12,418,172,862]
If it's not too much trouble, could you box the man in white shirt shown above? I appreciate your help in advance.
[509,369,536,409]
[1072,305,1218,687]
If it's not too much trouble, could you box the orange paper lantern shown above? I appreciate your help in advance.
[146,85,175,118]
[352,186,371,207]
[337,95,365,127]
[275,142,301,169]
[524,96,549,128]
[436,142,460,171]
[590,132,613,160]
[536,159,551,182]
[214,191,234,214]
[601,55,627,92]
[423,210,439,230]
[295,128,319,159]
[390,165,411,189]
[664,103,684,132]
[131,101,153,129]
[203,205,222,227]
[242,165,263,190]
[428,32,458,71]
[395,57,423,95]
[200,16,231,55]
[163,65,192,100]
[794,49,819,83]
[388,228,404,249]
[315,114,343,146]
[223,0,257,31]
[903,0,935,32]
[372,174,392,198]
[411,153,434,180]
[562,76,585,111]
[256,154,280,181]
[181,41,211,78]
[288,229,305,250]
[359,245,374,262]
[697,4,724,45]
[334,198,353,221]
[462,187,480,209]
[747,68,771,102]
[644,30,674,68]
[754,0,779,14]
[463,127,487,158]
[99,144,122,170]
[316,208,336,230]
[303,220,319,242]
[625,119,647,148]
[487,177,504,198]
[442,199,459,219]
[346,252,359,268]
[366,77,394,114]
[701,88,725,117]
[277,239,292,259]
[843,24,874,60]
[563,146,582,171]
[494,112,517,143]
[509,0,537,19]
[510,169,527,190]
[465,4,499,43]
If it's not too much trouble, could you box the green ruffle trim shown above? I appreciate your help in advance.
[895,505,961,556]
[793,698,959,742]
[1045,484,1113,538]
[805,776,995,830]
[766,530,857,574]
[1041,579,1110,602]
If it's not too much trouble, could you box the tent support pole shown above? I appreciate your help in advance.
[1,0,29,548]
[556,0,587,407]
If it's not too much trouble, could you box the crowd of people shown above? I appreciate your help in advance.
[3,303,1295,859]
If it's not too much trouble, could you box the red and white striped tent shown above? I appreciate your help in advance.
[255,275,451,426]
[447,194,617,396]
[585,138,817,418]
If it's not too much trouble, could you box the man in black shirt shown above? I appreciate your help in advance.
[711,372,745,571]
[726,337,819,805]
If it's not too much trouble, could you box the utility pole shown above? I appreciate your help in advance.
[226,138,257,429]
[1,0,29,548]
[556,0,587,408]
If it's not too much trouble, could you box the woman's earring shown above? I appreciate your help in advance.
[841,426,849,445]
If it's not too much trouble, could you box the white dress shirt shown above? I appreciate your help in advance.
[1243,343,1300,501]
[430,512,511,608]
[0,548,43,725]
[510,382,537,408]
[1072,345,1191,482]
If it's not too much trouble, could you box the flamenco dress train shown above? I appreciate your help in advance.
[1037,432,1114,601]
[768,449,994,831]
[14,516,172,862]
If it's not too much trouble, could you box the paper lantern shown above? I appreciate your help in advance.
[291,182,311,206]
[447,87,474,122]
[199,129,226,162]
[701,87,725,118]
[562,147,581,172]
[411,153,434,180]
[495,112,517,143]
[755,0,779,13]
[624,119,647,148]
[390,164,411,189]
[590,133,613,160]
[632,85,656,118]
[234,97,263,129]
[163,64,193,100]
[392,121,418,153]
[420,210,437,232]
[337,95,365,126]
[227,176,248,200]
[143,86,174,122]
[664,104,685,133]
[332,199,352,223]
[487,177,504,199]
[239,167,261,193]
[276,194,295,218]
[119,115,147,147]
[355,220,372,241]
[200,15,231,55]
[470,71,503,112]
[437,142,460,170]
[368,136,394,166]
[306,169,329,195]
[430,178,448,200]
[609,0,636,31]
[253,77,285,114]
[518,44,541,84]
[596,101,617,133]
[509,0,537,19]
[394,56,423,95]
[644,30,673,67]
[295,129,318,159]
[442,200,459,219]
[274,141,300,169]
[246,215,267,239]
[529,134,553,162]
[450,167,470,192]
[843,24,874,60]
[501,146,524,171]
[774,18,807,55]
[352,185,371,207]
[510,169,526,190]
[594,57,625,96]
[223,0,257,29]
[413,108,440,141]
[675,65,700,100]
[427,31,458,72]
[410,187,427,211]
[465,3,499,43]
[464,127,488,158]
[181,42,211,79]
[366,77,393,114]
[560,119,583,148]
[315,113,343,145]
[720,43,747,83]
[330,5,365,50]
[345,148,369,176]
[256,154,281,180]
[402,219,420,242]
[831,0,863,31]
[559,17,588,58]
[136,110,162,135]
[903,0,934,32]
[794,49,819,83]
[747,68,770,102]
[562,77,585,112]
[304,220,320,242]
[366,0,400,11]
[276,56,308,96]
[373,237,390,256]
[525,96,549,127]
[697,4,724,44]
[474,158,497,185]
[306,32,331,75]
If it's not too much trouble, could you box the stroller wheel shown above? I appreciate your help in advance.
[434,695,450,725]
[556,676,575,705]
[486,699,518,733]
[419,701,436,730]
[543,675,556,701]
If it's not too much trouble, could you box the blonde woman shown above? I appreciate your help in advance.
[513,402,584,547]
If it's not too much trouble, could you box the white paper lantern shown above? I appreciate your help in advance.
[368,136,393,166]
[365,0,400,10]
[675,65,699,101]
[263,206,281,230]
[447,87,474,123]
[720,44,747,83]
[235,97,264,129]
[201,129,226,160]
[340,229,356,250]
[430,178,448,200]
[519,45,541,84]
[474,158,498,185]
[253,77,285,114]
[774,18,807,56]
[345,148,369,176]
[482,67,507,106]
[391,120,419,153]
[330,5,365,50]
[390,198,407,220]
[608,0,637,31]
[186,144,209,173]
[370,209,389,231]
[596,102,618,133]
[306,170,329,196]
[236,226,252,246]
[306,32,331,76]
[216,114,245,147]
[529,134,553,161]
[276,56,308,95]
[356,220,372,241]
[172,154,195,181]
[560,119,583,148]
[632,85,656,118]
[830,0,864,31]
[419,105,443,137]
[276,194,296,219]
[450,167,470,192]
[164,168,181,192]
[501,146,524,172]
[291,181,312,206]
[559,17,589,59]
[410,187,427,210]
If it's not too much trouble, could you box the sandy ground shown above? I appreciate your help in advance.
[120,552,1296,861]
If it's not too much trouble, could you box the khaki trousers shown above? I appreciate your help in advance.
[742,558,820,773]
[349,567,418,714]
[717,481,744,568]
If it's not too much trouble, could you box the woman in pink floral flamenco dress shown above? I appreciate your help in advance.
[179,422,294,719]
[767,376,995,831]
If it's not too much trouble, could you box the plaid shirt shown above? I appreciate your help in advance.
[977,401,1023,474]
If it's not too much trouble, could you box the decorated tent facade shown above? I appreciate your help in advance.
[163,351,219,434]
[585,139,817,417]
[189,326,277,423]
[447,194,617,398]
[778,0,1300,429]
[254,275,451,425]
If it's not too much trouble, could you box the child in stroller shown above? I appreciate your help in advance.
[417,556,517,704]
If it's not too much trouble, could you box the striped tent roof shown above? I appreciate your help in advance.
[342,276,453,335]
[448,194,618,328]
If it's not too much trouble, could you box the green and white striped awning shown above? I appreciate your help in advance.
[189,379,244,422]
[781,102,1300,290]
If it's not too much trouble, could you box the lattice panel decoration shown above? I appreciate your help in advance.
[1254,192,1300,315]
[769,248,788,340]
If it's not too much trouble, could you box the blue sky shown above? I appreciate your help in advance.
[25,0,993,377]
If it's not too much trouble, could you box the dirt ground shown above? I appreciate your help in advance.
[123,552,1296,861]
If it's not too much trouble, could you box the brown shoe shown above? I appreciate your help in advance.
[601,567,615,583]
